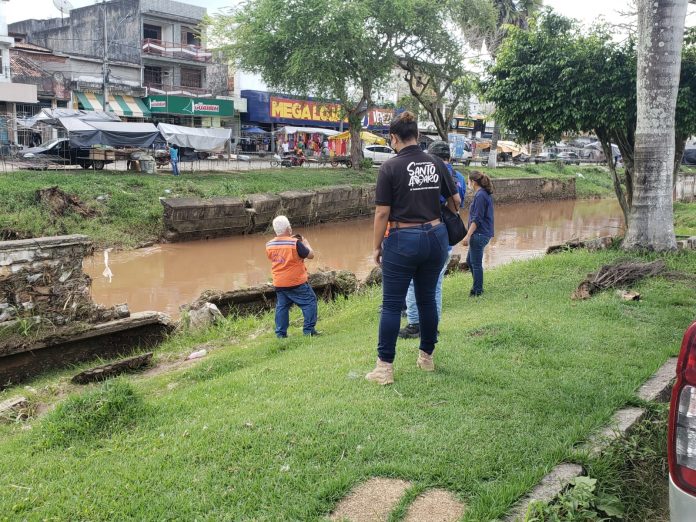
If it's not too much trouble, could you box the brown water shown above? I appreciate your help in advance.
[84,199,624,317]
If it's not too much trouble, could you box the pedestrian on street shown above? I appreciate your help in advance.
[399,140,466,339]
[265,215,320,338]
[366,112,461,385]
[463,171,495,297]
[169,144,180,176]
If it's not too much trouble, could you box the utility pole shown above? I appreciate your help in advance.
[102,0,110,112]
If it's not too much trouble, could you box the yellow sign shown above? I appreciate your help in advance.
[270,96,345,123]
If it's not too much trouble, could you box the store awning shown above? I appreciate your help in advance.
[329,130,386,145]
[276,126,340,136]
[75,92,151,118]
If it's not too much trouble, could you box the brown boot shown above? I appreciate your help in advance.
[365,359,394,385]
[417,350,435,372]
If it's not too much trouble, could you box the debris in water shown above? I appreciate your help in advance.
[102,248,113,283]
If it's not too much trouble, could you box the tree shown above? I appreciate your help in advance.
[456,0,543,167]
[484,11,696,230]
[211,0,454,169]
[623,0,689,251]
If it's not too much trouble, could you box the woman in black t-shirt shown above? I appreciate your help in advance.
[366,112,461,385]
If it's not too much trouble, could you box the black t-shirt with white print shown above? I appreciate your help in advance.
[375,145,457,223]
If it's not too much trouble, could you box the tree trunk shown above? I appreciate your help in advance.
[349,118,363,170]
[623,0,687,251]
[599,137,630,226]
[487,122,500,168]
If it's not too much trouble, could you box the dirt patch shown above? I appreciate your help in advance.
[329,477,411,522]
[36,186,97,218]
[404,489,466,522]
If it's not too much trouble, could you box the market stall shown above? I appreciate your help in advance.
[157,123,232,152]
[275,126,340,156]
[328,130,386,157]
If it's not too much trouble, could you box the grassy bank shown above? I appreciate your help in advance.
[0,164,613,249]
[675,201,696,236]
[0,248,694,520]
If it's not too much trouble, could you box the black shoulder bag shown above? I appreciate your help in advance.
[430,154,467,245]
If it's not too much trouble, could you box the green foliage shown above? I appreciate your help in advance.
[526,476,624,521]
[35,380,146,449]
[359,158,374,170]
[674,202,696,236]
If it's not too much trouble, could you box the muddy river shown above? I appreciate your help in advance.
[83,199,624,317]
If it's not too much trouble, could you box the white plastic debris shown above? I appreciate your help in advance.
[102,248,113,283]
[187,349,208,360]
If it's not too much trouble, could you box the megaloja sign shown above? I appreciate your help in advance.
[270,96,346,123]
[147,95,234,117]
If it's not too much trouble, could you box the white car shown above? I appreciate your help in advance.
[669,320,696,521]
[363,145,396,163]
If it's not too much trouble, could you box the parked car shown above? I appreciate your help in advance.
[533,152,558,164]
[21,138,110,170]
[557,151,581,165]
[669,320,696,521]
[363,145,396,163]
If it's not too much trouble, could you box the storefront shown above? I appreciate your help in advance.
[75,92,150,120]
[144,95,235,129]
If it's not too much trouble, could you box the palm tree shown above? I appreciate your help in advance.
[623,0,688,250]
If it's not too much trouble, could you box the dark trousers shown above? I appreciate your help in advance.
[275,283,318,337]
[466,233,491,295]
[378,223,448,363]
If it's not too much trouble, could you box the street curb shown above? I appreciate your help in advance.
[503,463,584,522]
[503,357,677,520]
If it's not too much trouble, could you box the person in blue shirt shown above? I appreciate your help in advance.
[169,144,180,176]
[399,140,466,339]
[463,170,494,297]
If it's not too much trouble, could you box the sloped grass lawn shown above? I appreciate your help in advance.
[675,202,696,236]
[0,165,613,249]
[2,249,695,520]
[0,169,376,248]
[1,253,694,520]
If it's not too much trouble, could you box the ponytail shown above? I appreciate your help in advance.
[469,171,493,194]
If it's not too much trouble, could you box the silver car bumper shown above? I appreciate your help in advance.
[670,475,696,521]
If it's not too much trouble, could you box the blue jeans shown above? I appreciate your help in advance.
[406,249,451,325]
[171,159,180,176]
[379,223,448,363]
[466,233,491,295]
[275,283,318,337]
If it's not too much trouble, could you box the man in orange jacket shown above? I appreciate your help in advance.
[266,215,320,338]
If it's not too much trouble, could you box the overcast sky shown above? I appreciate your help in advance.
[5,0,641,26]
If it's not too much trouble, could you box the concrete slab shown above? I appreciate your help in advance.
[586,407,647,456]
[404,489,466,522]
[504,463,583,522]
[329,477,411,522]
[638,358,677,402]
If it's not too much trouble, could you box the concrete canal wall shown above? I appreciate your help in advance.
[0,235,172,388]
[676,173,696,202]
[162,178,575,242]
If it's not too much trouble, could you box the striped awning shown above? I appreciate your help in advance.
[76,92,151,118]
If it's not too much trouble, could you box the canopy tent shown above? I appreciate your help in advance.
[17,109,121,129]
[475,140,529,157]
[75,92,151,118]
[157,123,232,152]
[242,126,268,134]
[276,126,340,136]
[68,121,160,149]
[329,130,386,145]
[585,141,621,157]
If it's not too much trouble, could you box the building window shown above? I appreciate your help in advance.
[180,67,202,89]
[181,29,200,46]
[144,65,163,86]
[143,24,162,41]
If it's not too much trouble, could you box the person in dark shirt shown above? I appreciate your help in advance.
[463,171,495,297]
[366,112,461,385]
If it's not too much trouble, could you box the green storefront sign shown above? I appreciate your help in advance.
[146,95,234,117]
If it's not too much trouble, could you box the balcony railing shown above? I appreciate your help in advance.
[144,82,212,97]
[142,39,213,63]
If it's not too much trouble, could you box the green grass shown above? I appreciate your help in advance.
[0,248,694,520]
[0,169,376,248]
[675,202,696,236]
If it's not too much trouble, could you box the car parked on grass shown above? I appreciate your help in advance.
[668,320,696,521]
[363,145,396,163]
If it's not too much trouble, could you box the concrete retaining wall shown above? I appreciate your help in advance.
[676,174,696,202]
[162,178,576,242]
[0,235,94,324]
